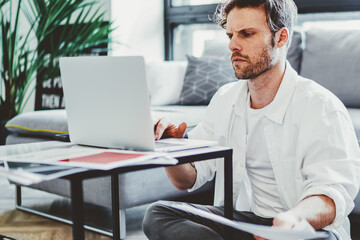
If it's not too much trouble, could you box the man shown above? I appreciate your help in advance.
[143,0,360,239]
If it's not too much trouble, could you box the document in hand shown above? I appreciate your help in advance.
[165,202,329,240]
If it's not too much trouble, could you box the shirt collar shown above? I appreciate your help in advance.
[265,62,298,124]
[234,62,298,125]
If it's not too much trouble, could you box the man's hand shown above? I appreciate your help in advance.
[272,212,302,229]
[154,118,187,140]
[153,118,195,190]
[254,212,311,240]
[254,195,335,240]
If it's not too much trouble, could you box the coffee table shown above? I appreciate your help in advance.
[11,145,233,240]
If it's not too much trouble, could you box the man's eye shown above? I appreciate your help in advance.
[243,32,253,37]
[227,35,233,39]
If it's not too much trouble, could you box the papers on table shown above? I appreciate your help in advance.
[165,202,329,240]
[0,143,178,185]
[0,141,75,157]
[0,162,88,185]
[0,146,177,170]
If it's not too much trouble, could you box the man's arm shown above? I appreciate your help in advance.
[165,164,197,190]
[154,118,197,190]
[255,195,335,240]
[273,195,336,230]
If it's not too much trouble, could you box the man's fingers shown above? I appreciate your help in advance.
[177,122,187,138]
[272,212,298,229]
[154,118,188,140]
[253,235,267,240]
[154,118,169,140]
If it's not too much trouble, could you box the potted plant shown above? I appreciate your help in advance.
[0,0,114,144]
[0,0,41,143]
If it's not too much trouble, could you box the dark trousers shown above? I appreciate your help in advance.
[142,200,337,240]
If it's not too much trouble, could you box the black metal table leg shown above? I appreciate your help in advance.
[16,185,22,206]
[70,177,85,240]
[224,149,233,240]
[111,174,120,240]
[224,149,233,219]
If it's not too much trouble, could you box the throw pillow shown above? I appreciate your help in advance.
[286,30,302,73]
[300,28,360,107]
[179,55,238,105]
[146,61,188,105]
[5,110,68,138]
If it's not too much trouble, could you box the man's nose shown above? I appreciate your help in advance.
[228,36,242,52]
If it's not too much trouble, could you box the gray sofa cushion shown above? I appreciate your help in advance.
[29,167,202,209]
[6,106,207,144]
[5,110,68,137]
[286,30,303,73]
[6,134,52,145]
[300,28,360,108]
[348,108,360,143]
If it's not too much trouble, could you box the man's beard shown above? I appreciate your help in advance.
[232,45,277,80]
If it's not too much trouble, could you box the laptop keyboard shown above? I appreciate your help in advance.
[155,141,184,149]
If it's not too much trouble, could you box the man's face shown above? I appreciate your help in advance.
[226,6,278,79]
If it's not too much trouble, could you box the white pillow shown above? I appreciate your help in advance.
[146,61,187,105]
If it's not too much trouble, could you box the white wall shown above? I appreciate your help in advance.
[110,0,164,61]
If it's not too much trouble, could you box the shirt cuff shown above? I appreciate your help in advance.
[187,158,219,193]
[188,161,207,192]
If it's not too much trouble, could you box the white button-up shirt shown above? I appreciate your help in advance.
[188,64,360,239]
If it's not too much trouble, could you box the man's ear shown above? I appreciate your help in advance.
[275,27,289,48]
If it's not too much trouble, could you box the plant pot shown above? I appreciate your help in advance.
[0,119,9,145]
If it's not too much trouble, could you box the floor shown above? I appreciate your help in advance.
[0,177,148,240]
[2,177,360,240]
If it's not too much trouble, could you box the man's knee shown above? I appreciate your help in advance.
[142,201,170,239]
[142,202,158,236]
[143,201,225,240]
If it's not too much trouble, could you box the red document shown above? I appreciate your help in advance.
[60,152,146,164]
[55,150,175,170]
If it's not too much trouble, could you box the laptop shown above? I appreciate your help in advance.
[59,56,216,152]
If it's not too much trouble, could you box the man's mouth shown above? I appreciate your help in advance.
[231,58,247,63]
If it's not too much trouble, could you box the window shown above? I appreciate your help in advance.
[172,0,220,7]
[173,23,227,60]
[164,0,360,60]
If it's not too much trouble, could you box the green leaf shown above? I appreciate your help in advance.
[1,0,115,120]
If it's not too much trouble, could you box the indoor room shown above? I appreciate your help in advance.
[1,0,360,239]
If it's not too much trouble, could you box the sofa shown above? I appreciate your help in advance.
[4,25,360,238]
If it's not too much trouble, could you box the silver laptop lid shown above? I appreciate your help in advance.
[59,56,155,151]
